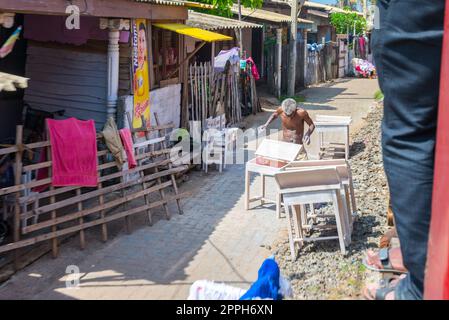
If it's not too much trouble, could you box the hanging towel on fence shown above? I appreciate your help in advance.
[47,118,98,187]
[119,128,137,169]
[102,117,125,168]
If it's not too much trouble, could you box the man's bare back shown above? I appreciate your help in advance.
[259,99,315,145]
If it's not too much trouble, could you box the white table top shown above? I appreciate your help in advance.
[254,139,304,162]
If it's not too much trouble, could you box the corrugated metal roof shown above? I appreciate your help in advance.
[307,9,329,18]
[270,0,363,15]
[231,4,313,24]
[187,11,262,30]
[304,1,362,14]
[0,72,28,92]
[269,1,363,15]
[134,0,214,9]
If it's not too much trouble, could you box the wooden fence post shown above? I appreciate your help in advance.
[13,125,23,270]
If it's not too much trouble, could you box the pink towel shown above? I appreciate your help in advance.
[119,128,137,169]
[47,118,98,187]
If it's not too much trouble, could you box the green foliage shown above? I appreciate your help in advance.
[279,94,306,103]
[330,9,367,35]
[195,0,263,18]
[374,90,384,101]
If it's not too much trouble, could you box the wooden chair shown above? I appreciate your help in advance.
[282,159,357,231]
[274,167,351,260]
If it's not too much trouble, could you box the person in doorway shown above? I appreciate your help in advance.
[363,0,445,300]
[258,98,315,159]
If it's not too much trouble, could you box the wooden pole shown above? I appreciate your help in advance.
[288,1,298,97]
[237,0,243,53]
[288,1,305,97]
[276,28,283,99]
[362,0,368,19]
[211,42,215,70]
[45,125,58,258]
[13,125,23,270]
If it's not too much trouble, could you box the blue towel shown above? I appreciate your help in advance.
[239,258,281,300]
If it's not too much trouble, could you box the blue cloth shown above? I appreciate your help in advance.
[372,0,445,300]
[307,43,324,52]
[239,258,281,300]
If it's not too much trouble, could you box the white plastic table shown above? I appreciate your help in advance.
[315,115,352,160]
[244,139,304,218]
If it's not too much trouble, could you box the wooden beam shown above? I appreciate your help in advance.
[0,0,188,20]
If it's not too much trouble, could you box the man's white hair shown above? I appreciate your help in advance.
[281,98,297,116]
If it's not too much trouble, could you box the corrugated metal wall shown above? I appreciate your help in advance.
[24,41,108,130]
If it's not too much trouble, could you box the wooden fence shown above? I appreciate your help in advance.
[189,61,242,126]
[305,43,339,87]
[0,123,189,265]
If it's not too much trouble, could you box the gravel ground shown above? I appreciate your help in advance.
[271,102,389,300]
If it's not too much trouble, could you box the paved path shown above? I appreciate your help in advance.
[0,78,378,299]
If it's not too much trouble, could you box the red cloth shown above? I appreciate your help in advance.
[424,0,449,300]
[47,118,98,187]
[246,57,260,80]
[119,128,137,169]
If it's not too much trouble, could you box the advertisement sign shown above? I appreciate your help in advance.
[132,19,150,132]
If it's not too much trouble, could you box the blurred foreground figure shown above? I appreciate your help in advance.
[369,0,445,300]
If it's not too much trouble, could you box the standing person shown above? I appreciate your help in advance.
[364,0,445,300]
[259,98,315,159]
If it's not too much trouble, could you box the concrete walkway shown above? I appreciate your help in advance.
[0,78,378,299]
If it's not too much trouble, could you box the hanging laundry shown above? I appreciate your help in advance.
[0,26,22,58]
[359,36,366,59]
[246,57,260,81]
[307,43,324,52]
[352,35,371,60]
[119,128,137,169]
[47,118,98,187]
[214,47,240,72]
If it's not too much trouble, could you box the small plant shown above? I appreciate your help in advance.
[374,90,384,102]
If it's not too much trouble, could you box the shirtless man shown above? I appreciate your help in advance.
[259,98,315,145]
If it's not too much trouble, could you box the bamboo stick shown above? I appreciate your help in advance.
[154,112,183,215]
[13,125,23,270]
[45,125,58,258]
[126,112,154,226]
[76,188,85,249]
